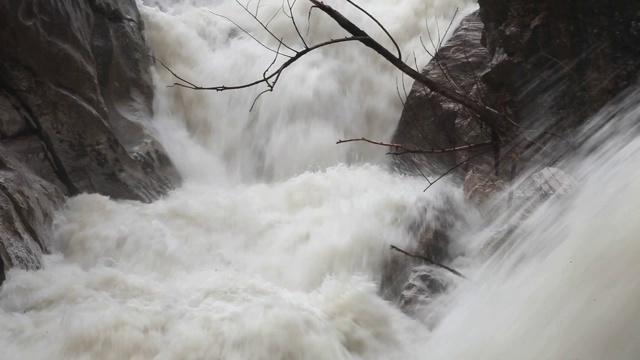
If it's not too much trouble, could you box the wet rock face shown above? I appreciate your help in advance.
[0,0,179,282]
[0,0,178,201]
[393,2,640,182]
[0,147,65,283]
[392,11,492,175]
[478,0,640,133]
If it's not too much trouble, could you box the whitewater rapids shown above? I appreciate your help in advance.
[2,0,640,359]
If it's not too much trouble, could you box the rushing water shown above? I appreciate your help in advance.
[2,0,640,359]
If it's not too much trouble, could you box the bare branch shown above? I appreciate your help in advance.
[160,36,368,92]
[265,5,284,27]
[236,0,298,54]
[285,0,308,48]
[152,56,198,88]
[308,0,510,136]
[209,11,293,58]
[336,137,493,155]
[390,245,467,279]
[344,0,402,59]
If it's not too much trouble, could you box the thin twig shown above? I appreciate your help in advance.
[390,245,466,279]
[344,0,402,59]
[237,0,298,53]
[423,149,493,192]
[209,11,293,58]
[285,0,308,47]
[336,137,493,155]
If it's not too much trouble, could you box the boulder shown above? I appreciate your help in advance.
[0,0,178,201]
[399,266,453,317]
[0,0,180,282]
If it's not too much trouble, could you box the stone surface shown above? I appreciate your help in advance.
[393,1,640,182]
[0,0,180,282]
[380,193,467,306]
[478,0,640,151]
[0,146,65,283]
[392,11,493,175]
[0,0,178,202]
[463,168,506,209]
[399,266,452,316]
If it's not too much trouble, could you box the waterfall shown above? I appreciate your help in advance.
[2,0,640,359]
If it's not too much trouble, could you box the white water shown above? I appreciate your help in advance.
[2,0,640,359]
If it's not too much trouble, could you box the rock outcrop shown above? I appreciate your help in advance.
[0,0,179,283]
[394,2,640,181]
[479,0,640,134]
[392,11,492,175]
[390,1,640,316]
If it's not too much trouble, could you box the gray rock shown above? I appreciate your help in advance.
[0,146,65,283]
[478,0,640,159]
[380,193,467,305]
[399,266,452,316]
[0,94,26,138]
[0,0,179,202]
[0,0,181,280]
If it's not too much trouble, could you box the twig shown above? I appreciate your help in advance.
[345,0,402,59]
[336,137,493,155]
[390,245,466,279]
[423,149,493,192]
[308,0,509,136]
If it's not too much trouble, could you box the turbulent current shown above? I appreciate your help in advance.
[2,0,640,359]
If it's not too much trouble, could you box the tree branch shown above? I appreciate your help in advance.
[336,137,494,155]
[390,245,466,279]
[308,0,510,137]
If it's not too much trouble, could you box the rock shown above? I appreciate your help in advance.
[0,0,181,280]
[478,0,640,144]
[393,1,640,184]
[0,93,26,138]
[0,0,179,202]
[399,266,453,316]
[515,167,574,199]
[392,11,493,175]
[380,193,468,305]
[0,146,65,284]
[479,167,575,255]
[463,168,506,209]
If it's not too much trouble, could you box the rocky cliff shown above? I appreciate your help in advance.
[388,0,640,314]
[394,1,640,179]
[0,0,179,283]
